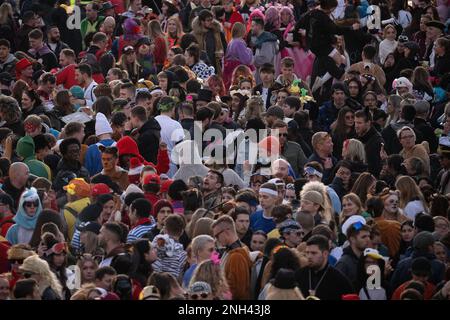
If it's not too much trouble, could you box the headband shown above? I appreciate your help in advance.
[259,188,278,196]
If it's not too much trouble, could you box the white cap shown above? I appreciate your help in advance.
[95,112,113,136]
[341,215,366,237]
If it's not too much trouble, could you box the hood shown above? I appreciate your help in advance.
[140,117,161,133]
[0,53,17,66]
[192,16,223,35]
[13,187,43,230]
[16,135,36,160]
[116,136,144,160]
[254,31,278,49]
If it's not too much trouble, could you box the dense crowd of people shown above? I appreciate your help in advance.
[0,0,449,301]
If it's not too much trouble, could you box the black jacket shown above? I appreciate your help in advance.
[295,264,354,300]
[252,83,282,110]
[180,118,194,133]
[358,126,384,177]
[1,178,25,209]
[414,117,438,154]
[47,41,69,62]
[22,104,47,120]
[335,246,360,290]
[381,121,423,155]
[137,118,161,165]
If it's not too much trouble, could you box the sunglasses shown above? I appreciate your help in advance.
[24,201,39,208]
[190,292,209,300]
[22,271,35,278]
[8,259,24,264]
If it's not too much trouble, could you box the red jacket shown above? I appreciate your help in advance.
[0,215,14,238]
[0,241,10,274]
[56,64,78,89]
[144,193,160,217]
[392,280,436,300]
[224,9,244,42]
[116,136,170,174]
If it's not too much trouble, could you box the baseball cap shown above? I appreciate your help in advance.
[279,219,302,235]
[91,183,111,197]
[143,174,161,185]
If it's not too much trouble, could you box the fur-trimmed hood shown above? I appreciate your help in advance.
[191,16,223,36]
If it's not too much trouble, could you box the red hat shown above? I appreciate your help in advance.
[160,179,173,194]
[15,58,32,78]
[128,157,144,176]
[143,174,160,186]
[91,183,111,196]
[341,294,360,300]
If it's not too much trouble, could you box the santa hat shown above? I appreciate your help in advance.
[95,112,113,136]
[128,157,144,185]
[15,58,32,79]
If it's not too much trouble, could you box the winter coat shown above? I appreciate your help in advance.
[0,54,18,76]
[357,126,384,177]
[335,246,360,290]
[136,118,161,165]
[28,44,58,72]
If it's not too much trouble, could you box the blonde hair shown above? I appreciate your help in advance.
[166,16,184,39]
[191,235,215,258]
[21,255,63,299]
[383,24,397,38]
[395,176,428,212]
[397,126,416,141]
[0,2,13,25]
[186,208,215,239]
[300,181,333,223]
[340,193,363,225]
[311,132,330,150]
[343,138,366,163]
[190,260,230,299]
[232,22,246,39]
[266,284,305,300]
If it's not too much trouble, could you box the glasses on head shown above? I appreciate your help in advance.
[190,292,209,300]
[8,259,24,265]
[24,201,39,208]
[286,183,295,190]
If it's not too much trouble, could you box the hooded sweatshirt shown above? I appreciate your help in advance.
[6,188,43,245]
[0,53,18,75]
[151,234,187,278]
[16,136,52,180]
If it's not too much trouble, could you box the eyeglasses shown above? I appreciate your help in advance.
[8,259,24,265]
[190,292,209,299]
[24,201,39,208]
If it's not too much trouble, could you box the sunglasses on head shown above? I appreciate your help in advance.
[190,292,209,300]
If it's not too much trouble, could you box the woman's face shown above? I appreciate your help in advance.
[399,130,416,149]
[342,198,358,216]
[144,246,158,263]
[167,20,177,34]
[280,11,290,24]
[277,92,288,106]
[250,234,266,252]
[384,194,399,214]
[101,200,115,223]
[157,206,172,225]
[364,94,377,110]
[401,224,414,242]
[348,81,359,98]
[167,49,176,62]
[52,253,66,268]
[420,17,428,32]
[231,96,241,112]
[344,111,354,127]
[125,52,136,64]
[82,261,97,282]
[387,101,395,114]
[368,181,376,196]
[162,3,168,15]
[434,219,450,237]
[239,81,252,91]
[23,200,39,217]
[197,241,215,262]
[158,77,168,91]
[384,54,395,67]
[138,44,150,55]
[336,35,344,48]
[434,244,447,264]
[222,192,234,202]
[385,28,396,40]
[21,92,33,110]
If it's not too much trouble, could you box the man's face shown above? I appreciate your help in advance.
[97,274,115,291]
[281,66,293,77]
[384,194,399,214]
[250,234,266,252]
[426,26,440,40]
[235,214,250,235]
[273,160,289,179]
[101,153,117,171]
[318,136,333,155]
[251,21,261,35]
[212,225,228,247]
[352,230,371,251]
[42,80,55,93]
[29,37,42,50]
[65,143,81,162]
[48,28,60,42]
[156,206,171,226]
[59,52,70,67]
[258,193,276,210]
[75,69,84,86]
[276,126,288,147]
[131,0,142,11]
[354,117,370,136]
[203,172,220,192]
[0,203,12,216]
[332,90,346,106]
[86,4,98,20]
[300,199,318,214]
[137,98,152,113]
[119,89,133,100]
[260,71,274,84]
[16,166,30,187]
[306,244,326,269]
[0,45,9,60]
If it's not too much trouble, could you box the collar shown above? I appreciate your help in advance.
[134,217,152,227]
[226,239,242,251]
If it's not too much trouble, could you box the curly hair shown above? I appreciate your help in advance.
[190,259,230,299]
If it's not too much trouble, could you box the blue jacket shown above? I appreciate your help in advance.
[84,139,116,176]
[317,101,340,132]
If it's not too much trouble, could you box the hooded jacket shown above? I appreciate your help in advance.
[152,234,187,278]
[357,126,384,177]
[116,136,169,174]
[28,44,58,72]
[16,136,52,180]
[0,53,18,75]
[253,31,279,68]
[6,188,43,245]
[135,118,161,165]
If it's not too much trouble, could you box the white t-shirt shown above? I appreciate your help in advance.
[155,114,185,153]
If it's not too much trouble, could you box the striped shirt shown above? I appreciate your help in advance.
[151,235,187,278]
[127,218,156,243]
